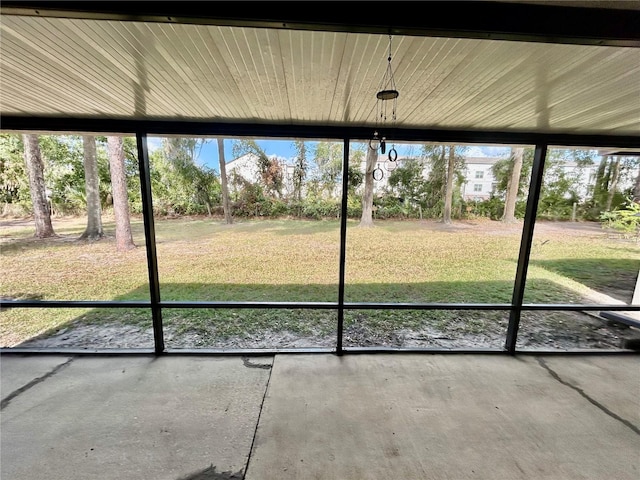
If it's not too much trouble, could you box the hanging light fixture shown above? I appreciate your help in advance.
[370,34,399,179]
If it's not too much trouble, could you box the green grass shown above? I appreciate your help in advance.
[1,216,638,346]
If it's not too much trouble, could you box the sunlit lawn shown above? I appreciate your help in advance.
[1,215,638,346]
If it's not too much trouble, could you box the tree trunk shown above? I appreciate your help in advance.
[443,145,455,224]
[502,147,524,223]
[217,138,233,224]
[633,163,640,203]
[107,136,136,251]
[592,155,609,208]
[80,135,104,240]
[359,146,378,227]
[606,157,621,211]
[23,134,55,238]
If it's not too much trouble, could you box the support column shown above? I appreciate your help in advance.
[136,132,164,354]
[336,139,350,355]
[505,143,548,354]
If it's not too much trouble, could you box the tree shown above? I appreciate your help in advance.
[502,147,524,223]
[292,140,308,201]
[312,141,343,197]
[216,138,233,224]
[119,137,143,211]
[590,154,634,214]
[605,156,621,212]
[634,164,640,203]
[0,134,29,213]
[107,136,135,251]
[79,135,104,240]
[421,145,447,215]
[387,157,428,204]
[347,143,365,196]
[443,145,455,224]
[492,150,532,199]
[537,158,581,220]
[359,145,377,227]
[591,155,610,210]
[232,139,283,197]
[22,134,55,238]
[38,135,86,215]
[153,137,219,215]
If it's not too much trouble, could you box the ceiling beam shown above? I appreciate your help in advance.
[2,1,640,47]
[2,115,639,149]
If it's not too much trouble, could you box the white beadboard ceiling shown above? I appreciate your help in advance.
[1,13,639,137]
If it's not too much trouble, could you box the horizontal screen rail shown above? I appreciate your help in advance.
[3,300,637,311]
[1,300,152,308]
[521,304,640,312]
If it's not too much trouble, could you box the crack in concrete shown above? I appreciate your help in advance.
[536,357,640,436]
[241,357,271,370]
[243,355,275,479]
[177,464,244,480]
[1,357,75,410]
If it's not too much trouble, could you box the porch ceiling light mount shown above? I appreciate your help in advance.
[376,89,399,101]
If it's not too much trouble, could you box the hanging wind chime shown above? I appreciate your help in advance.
[370,34,399,182]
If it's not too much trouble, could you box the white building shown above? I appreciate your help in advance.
[226,153,297,197]
[225,151,638,203]
[461,157,501,201]
[225,153,259,183]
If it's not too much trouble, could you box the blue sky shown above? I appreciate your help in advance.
[148,137,301,172]
[148,137,510,174]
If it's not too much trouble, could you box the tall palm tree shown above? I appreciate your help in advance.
[23,134,55,238]
[107,136,135,251]
[79,135,104,240]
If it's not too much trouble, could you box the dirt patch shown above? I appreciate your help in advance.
[15,309,640,351]
[0,218,33,228]
[420,218,623,237]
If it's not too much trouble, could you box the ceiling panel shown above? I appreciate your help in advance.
[1,14,639,136]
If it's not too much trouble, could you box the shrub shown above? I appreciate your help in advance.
[600,200,640,233]
[263,198,289,217]
[302,197,340,219]
[467,197,504,220]
[346,194,362,219]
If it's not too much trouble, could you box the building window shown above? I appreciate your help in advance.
[473,184,482,192]
[475,170,484,179]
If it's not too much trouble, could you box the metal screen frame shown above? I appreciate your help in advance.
[2,117,639,356]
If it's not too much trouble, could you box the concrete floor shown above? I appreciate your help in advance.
[1,354,639,480]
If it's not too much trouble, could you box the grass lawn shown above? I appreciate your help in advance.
[1,215,638,347]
